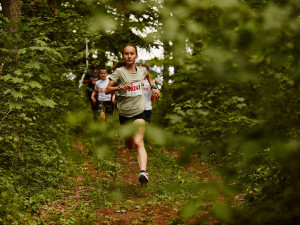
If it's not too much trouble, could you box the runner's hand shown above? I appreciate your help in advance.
[152,89,160,98]
[119,83,130,90]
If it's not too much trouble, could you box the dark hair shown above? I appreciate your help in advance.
[141,64,149,71]
[111,62,125,71]
[122,44,138,55]
[89,61,97,70]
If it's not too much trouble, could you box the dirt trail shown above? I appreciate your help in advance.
[36,140,219,224]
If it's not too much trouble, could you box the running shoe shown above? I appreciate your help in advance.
[138,171,148,186]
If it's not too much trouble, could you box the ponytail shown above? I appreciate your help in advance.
[111,62,125,71]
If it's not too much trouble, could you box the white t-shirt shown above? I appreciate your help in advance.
[142,79,152,110]
[94,78,111,102]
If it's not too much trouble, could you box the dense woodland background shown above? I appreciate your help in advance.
[1,0,300,224]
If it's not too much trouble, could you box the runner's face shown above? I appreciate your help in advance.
[123,46,137,66]
[99,70,107,80]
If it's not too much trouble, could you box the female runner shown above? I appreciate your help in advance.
[105,44,160,186]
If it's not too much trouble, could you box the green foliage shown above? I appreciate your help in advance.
[0,44,71,224]
[0,4,88,223]
[154,0,300,224]
[1,0,300,224]
[0,0,163,221]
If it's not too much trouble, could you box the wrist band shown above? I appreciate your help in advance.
[118,85,121,89]
[150,85,157,90]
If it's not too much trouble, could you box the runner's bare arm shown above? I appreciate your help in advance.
[146,71,160,98]
[111,94,115,104]
[91,90,97,104]
[105,80,130,95]
[105,80,117,95]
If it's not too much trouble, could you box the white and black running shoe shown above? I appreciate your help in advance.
[138,171,148,186]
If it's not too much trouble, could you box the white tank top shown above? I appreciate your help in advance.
[142,79,152,110]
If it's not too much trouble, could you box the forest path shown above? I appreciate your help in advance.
[34,138,219,224]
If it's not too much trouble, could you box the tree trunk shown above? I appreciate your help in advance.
[0,0,21,21]
[0,0,21,64]
[47,0,59,15]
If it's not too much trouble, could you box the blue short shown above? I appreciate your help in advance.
[144,110,152,123]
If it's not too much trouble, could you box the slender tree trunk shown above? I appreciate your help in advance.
[162,41,172,87]
[47,0,59,15]
[0,0,21,65]
[0,0,21,33]
[0,0,21,22]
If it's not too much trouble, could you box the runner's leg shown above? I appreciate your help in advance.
[125,138,134,150]
[133,119,147,171]
[100,111,105,123]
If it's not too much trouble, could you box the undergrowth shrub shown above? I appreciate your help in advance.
[0,35,87,224]
[153,0,300,224]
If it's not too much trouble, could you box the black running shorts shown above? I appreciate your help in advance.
[119,111,146,125]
